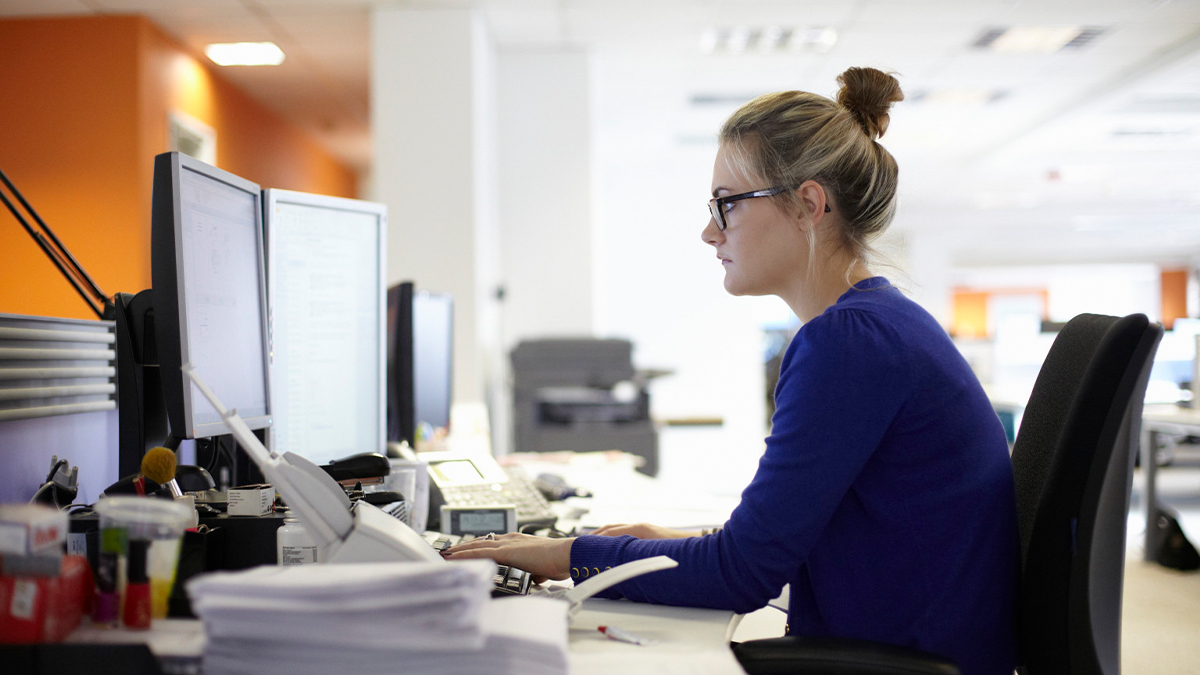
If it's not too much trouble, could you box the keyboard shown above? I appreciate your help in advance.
[437,465,557,529]
[423,531,532,597]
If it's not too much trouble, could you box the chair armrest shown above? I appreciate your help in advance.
[732,635,960,675]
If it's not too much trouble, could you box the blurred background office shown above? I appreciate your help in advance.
[1,3,1198,663]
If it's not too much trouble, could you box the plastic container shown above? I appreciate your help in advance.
[386,458,429,532]
[276,517,317,565]
[94,497,192,620]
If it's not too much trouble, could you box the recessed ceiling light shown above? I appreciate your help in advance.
[205,42,286,67]
[972,26,1103,53]
[909,88,1008,105]
[700,26,836,55]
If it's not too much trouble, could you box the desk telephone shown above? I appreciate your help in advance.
[422,449,558,532]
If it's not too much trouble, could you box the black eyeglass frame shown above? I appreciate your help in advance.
[708,184,830,231]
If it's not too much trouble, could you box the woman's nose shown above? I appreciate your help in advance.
[701,216,721,246]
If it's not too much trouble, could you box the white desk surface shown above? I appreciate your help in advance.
[68,598,744,675]
[503,450,739,531]
[1142,403,1200,428]
[569,598,741,674]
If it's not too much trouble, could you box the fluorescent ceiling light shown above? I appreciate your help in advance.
[799,27,838,53]
[913,88,1005,105]
[205,42,286,66]
[701,26,836,55]
[986,26,1085,53]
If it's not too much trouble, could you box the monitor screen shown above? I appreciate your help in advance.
[413,290,454,434]
[388,282,454,447]
[265,190,387,465]
[152,152,271,441]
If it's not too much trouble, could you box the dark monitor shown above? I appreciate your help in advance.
[264,189,387,465]
[151,152,272,450]
[388,282,454,447]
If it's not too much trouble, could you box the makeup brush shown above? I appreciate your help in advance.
[141,446,182,497]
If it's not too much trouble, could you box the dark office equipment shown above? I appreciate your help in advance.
[1149,504,1200,571]
[511,339,658,476]
[174,465,215,493]
[733,313,1162,675]
[533,472,591,501]
[113,290,170,478]
[387,282,454,447]
[0,643,165,675]
[321,452,391,483]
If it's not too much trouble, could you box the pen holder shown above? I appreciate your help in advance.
[94,497,192,622]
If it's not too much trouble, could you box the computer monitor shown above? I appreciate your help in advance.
[388,282,454,447]
[151,152,272,447]
[264,189,387,465]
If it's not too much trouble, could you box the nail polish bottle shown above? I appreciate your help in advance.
[93,527,125,626]
[123,539,151,630]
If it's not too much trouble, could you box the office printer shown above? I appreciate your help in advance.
[511,338,660,476]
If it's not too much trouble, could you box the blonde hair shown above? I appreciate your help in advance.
[719,67,904,270]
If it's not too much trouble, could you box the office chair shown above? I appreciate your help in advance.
[732,313,1162,675]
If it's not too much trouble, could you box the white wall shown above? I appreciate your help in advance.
[370,8,499,406]
[590,50,773,456]
[496,50,595,347]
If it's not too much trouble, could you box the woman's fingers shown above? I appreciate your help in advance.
[441,533,574,581]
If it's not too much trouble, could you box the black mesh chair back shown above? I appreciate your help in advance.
[1010,313,1162,675]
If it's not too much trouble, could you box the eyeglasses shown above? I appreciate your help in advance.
[707,185,830,231]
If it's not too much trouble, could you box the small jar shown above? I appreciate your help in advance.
[276,517,318,565]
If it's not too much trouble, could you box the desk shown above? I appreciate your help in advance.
[503,450,738,532]
[1140,404,1200,561]
[53,451,747,675]
[63,599,744,675]
[569,599,740,674]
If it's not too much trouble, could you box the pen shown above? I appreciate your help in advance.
[598,625,655,646]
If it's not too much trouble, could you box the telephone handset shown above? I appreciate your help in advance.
[422,449,557,531]
[184,364,440,564]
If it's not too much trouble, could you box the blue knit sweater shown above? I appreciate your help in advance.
[570,278,1019,675]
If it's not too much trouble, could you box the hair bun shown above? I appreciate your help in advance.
[836,67,904,140]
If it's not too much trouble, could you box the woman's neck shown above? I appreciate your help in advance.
[784,256,873,323]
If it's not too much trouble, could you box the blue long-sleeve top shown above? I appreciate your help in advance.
[570,277,1019,675]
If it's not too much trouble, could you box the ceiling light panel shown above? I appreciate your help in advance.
[972,26,1107,53]
[205,42,286,66]
[700,26,837,55]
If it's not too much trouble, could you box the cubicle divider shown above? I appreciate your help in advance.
[0,313,119,503]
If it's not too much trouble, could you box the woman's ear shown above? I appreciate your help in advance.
[795,181,829,223]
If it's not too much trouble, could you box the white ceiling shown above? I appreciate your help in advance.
[4,0,1200,267]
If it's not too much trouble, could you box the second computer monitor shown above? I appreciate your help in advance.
[388,282,454,448]
[265,189,387,465]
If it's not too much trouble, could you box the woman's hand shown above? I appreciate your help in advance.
[590,523,699,539]
[442,533,574,584]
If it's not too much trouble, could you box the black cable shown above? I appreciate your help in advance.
[43,458,67,485]
[29,482,55,505]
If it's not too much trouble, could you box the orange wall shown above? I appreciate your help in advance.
[952,291,990,339]
[1161,269,1188,330]
[0,17,143,320]
[952,288,1049,338]
[0,16,358,320]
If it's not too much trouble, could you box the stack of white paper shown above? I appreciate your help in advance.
[187,560,568,675]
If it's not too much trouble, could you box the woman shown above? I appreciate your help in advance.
[445,67,1019,675]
